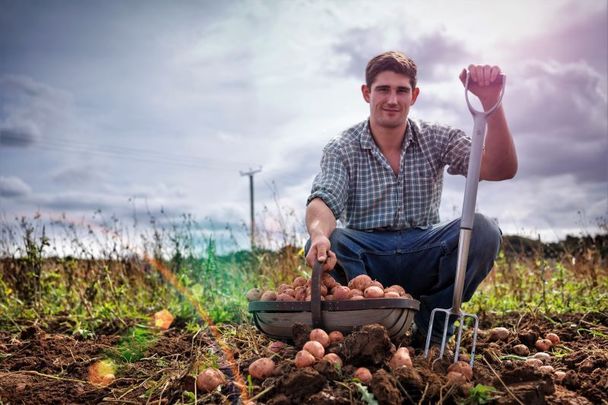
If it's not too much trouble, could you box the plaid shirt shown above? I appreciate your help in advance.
[307,118,471,230]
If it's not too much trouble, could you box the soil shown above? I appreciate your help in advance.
[0,312,606,404]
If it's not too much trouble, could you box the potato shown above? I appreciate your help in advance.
[303,340,325,359]
[261,291,277,301]
[268,341,286,353]
[325,294,334,301]
[153,309,175,330]
[554,370,567,383]
[323,353,343,367]
[88,360,116,387]
[512,344,530,357]
[306,284,328,296]
[535,338,552,352]
[384,291,400,298]
[354,367,372,384]
[364,286,384,298]
[539,365,555,374]
[370,280,384,289]
[309,329,331,348]
[295,350,316,368]
[294,286,307,301]
[384,285,406,296]
[277,283,290,294]
[283,288,295,297]
[332,286,350,300]
[447,361,472,381]
[293,276,307,287]
[488,327,510,341]
[545,333,560,345]
[349,288,363,298]
[196,368,226,393]
[322,274,338,289]
[525,358,543,368]
[248,358,275,380]
[328,330,344,343]
[276,293,296,302]
[389,347,412,369]
[533,352,551,363]
[348,274,373,291]
[350,295,364,300]
[446,371,467,384]
[246,288,263,302]
[402,293,413,300]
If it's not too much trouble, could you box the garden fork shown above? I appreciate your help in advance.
[424,71,506,368]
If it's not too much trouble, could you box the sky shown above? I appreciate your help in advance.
[0,0,607,253]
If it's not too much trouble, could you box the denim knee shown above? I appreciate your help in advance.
[472,213,502,255]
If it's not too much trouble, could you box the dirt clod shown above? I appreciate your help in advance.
[370,369,402,405]
[292,323,312,348]
[274,367,326,401]
[342,323,392,366]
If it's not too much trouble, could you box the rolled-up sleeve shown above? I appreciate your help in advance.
[307,149,348,220]
[443,127,471,176]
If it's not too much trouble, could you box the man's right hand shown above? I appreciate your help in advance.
[306,235,337,272]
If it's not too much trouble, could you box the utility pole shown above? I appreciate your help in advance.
[240,167,262,250]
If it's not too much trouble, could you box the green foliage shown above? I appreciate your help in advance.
[461,384,498,404]
[353,382,378,405]
[108,326,156,363]
[1,211,605,338]
[465,244,608,317]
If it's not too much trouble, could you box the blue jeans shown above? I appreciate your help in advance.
[305,213,501,342]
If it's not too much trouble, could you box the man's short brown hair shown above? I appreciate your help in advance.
[365,51,417,89]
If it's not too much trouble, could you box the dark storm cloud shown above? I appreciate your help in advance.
[333,27,471,83]
[0,176,31,197]
[507,60,607,183]
[0,75,71,143]
[0,124,38,147]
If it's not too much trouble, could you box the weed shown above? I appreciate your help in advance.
[109,326,157,363]
[461,384,498,404]
[354,382,379,405]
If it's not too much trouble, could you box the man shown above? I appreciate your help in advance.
[305,51,517,345]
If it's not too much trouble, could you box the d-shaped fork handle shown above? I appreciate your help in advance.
[464,72,506,116]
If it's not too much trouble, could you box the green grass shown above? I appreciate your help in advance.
[0,213,606,336]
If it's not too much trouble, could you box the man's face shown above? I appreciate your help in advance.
[362,70,419,130]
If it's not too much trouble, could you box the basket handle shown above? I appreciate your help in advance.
[311,261,324,328]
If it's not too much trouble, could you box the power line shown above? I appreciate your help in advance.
[37,134,254,167]
[29,142,235,171]
[2,135,260,172]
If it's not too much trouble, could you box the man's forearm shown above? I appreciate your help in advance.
[480,103,518,181]
[306,198,337,239]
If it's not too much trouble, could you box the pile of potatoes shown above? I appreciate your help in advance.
[247,274,412,302]
[248,327,420,382]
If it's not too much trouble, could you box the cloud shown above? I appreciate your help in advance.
[51,165,106,187]
[519,4,607,75]
[333,26,472,84]
[0,75,73,144]
[506,60,607,183]
[0,176,31,197]
[0,122,39,147]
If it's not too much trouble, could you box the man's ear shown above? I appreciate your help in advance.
[361,84,370,103]
[411,87,420,105]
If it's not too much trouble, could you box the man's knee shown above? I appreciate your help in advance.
[472,213,502,257]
